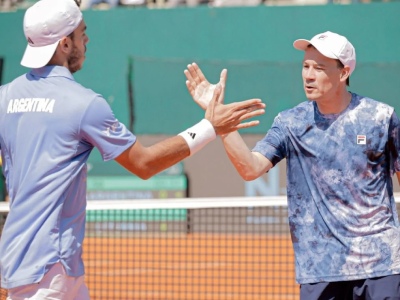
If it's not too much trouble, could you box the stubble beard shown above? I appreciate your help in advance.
[68,45,84,74]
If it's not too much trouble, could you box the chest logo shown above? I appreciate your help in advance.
[357,135,366,145]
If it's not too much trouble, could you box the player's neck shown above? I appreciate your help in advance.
[316,90,352,115]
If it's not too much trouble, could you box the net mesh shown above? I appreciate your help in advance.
[1,196,400,299]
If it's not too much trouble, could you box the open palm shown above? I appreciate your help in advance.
[184,63,227,110]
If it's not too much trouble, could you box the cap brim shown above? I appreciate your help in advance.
[293,38,337,60]
[293,39,311,51]
[20,40,59,69]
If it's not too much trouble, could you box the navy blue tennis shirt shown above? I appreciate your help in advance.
[0,65,136,288]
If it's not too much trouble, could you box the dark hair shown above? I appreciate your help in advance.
[67,0,80,40]
[336,60,350,86]
[67,31,75,40]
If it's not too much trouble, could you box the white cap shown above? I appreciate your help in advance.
[293,31,356,75]
[21,0,83,69]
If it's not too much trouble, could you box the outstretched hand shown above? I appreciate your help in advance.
[185,62,265,135]
[184,62,226,110]
[205,85,265,136]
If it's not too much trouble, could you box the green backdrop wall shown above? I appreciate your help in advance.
[1,3,400,133]
[1,3,400,175]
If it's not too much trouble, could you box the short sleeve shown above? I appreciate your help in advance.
[80,96,136,161]
[252,114,287,166]
[388,110,400,174]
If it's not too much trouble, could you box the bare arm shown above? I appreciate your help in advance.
[115,137,189,180]
[397,171,400,185]
[184,62,272,180]
[221,132,273,181]
[115,81,265,180]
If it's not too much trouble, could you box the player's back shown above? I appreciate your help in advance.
[0,65,98,289]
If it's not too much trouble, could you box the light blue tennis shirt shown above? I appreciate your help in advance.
[0,66,136,289]
[253,93,400,284]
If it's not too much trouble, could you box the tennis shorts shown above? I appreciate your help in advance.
[300,274,400,300]
[6,262,89,300]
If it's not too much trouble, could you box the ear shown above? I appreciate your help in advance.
[58,36,73,55]
[340,65,351,83]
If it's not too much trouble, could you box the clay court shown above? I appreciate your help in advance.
[83,233,298,300]
[0,204,300,300]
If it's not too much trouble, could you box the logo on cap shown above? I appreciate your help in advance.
[27,37,34,45]
[318,34,328,40]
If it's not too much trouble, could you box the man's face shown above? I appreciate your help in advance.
[301,46,343,102]
[68,20,89,73]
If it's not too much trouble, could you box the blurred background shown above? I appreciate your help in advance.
[0,0,399,200]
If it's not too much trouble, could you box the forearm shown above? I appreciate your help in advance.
[116,136,190,180]
[140,136,190,179]
[116,119,216,179]
[221,132,272,181]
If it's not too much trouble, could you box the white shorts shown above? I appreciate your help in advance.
[6,263,90,300]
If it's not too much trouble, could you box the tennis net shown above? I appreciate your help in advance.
[1,196,400,300]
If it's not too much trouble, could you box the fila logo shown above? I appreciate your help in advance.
[357,135,366,145]
[188,132,196,139]
[318,34,327,40]
[27,37,34,44]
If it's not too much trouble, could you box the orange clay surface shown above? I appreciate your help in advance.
[82,234,299,300]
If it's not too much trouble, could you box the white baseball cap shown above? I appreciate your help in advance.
[293,31,356,75]
[21,0,83,69]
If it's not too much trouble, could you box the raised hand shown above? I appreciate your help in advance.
[184,63,227,110]
[205,85,265,136]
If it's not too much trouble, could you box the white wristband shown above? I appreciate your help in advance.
[178,119,216,156]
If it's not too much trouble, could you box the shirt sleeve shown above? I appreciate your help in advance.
[388,110,400,174]
[80,95,136,161]
[252,114,287,167]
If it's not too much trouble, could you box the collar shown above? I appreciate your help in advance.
[30,65,75,81]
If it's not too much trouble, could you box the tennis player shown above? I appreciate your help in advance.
[185,31,400,299]
[0,0,265,299]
